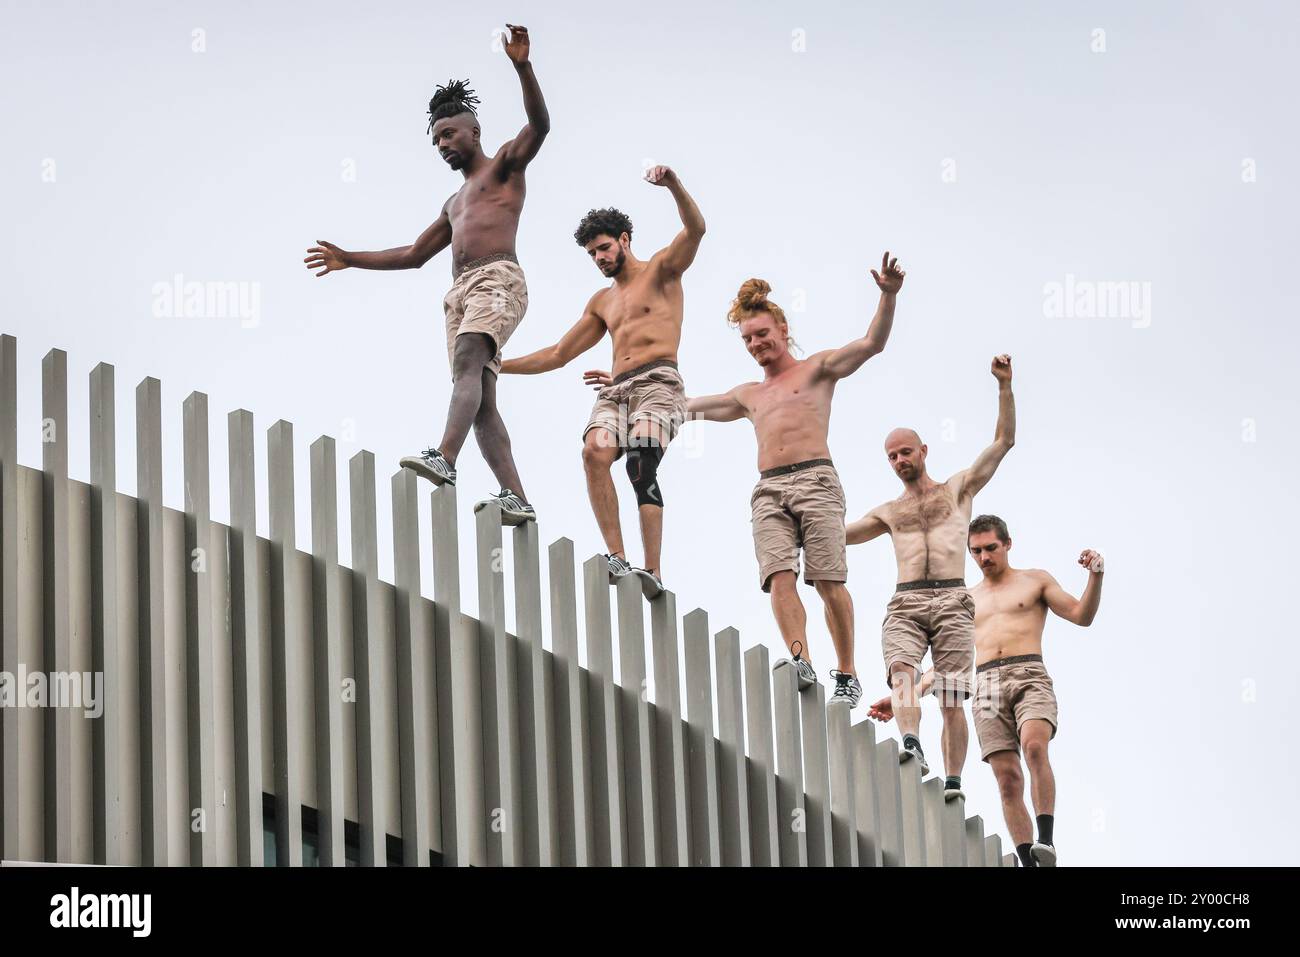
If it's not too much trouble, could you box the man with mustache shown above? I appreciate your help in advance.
[868,516,1104,868]
[846,355,1016,798]
[305,24,547,525]
[501,166,705,597]
[685,255,905,706]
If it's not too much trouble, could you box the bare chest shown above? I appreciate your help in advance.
[447,169,523,226]
[601,278,679,335]
[889,485,961,534]
[975,572,1045,616]
[743,369,829,422]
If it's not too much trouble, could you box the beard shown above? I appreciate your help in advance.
[600,249,627,277]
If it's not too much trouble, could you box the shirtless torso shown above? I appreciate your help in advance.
[869,475,976,582]
[589,257,686,376]
[970,568,1054,665]
[732,354,838,471]
[441,157,527,275]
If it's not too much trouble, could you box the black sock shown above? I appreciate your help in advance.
[945,776,961,791]
[1036,814,1054,846]
[902,733,923,754]
[1016,843,1037,867]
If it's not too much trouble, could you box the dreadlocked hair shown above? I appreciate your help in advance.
[727,279,800,353]
[427,79,480,137]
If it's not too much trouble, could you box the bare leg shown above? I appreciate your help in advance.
[989,751,1033,847]
[939,703,969,779]
[472,366,527,500]
[629,420,667,576]
[1020,719,1056,816]
[438,333,493,464]
[582,429,624,558]
[889,662,921,738]
[768,570,810,663]
[813,580,855,674]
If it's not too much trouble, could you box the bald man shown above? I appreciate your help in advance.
[846,355,1015,799]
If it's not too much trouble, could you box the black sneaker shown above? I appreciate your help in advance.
[606,553,633,583]
[473,489,535,526]
[399,446,456,486]
[828,670,863,708]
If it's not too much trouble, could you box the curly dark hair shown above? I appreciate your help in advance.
[427,79,480,138]
[574,207,634,247]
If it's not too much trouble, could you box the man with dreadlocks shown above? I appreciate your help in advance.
[684,255,905,706]
[501,167,705,598]
[305,24,547,525]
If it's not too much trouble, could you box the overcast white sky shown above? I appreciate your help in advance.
[4,0,1297,866]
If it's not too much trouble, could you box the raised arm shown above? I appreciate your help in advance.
[686,387,746,422]
[821,252,905,380]
[501,293,606,375]
[846,506,890,545]
[1039,550,1104,626]
[499,24,550,171]
[305,207,451,275]
[960,354,1016,498]
[646,166,706,277]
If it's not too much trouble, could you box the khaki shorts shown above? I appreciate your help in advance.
[973,657,1059,761]
[750,462,847,593]
[881,586,975,699]
[443,257,528,377]
[583,360,687,455]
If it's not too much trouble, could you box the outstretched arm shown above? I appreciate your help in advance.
[846,506,890,545]
[821,252,905,379]
[499,24,550,171]
[646,166,706,276]
[960,354,1016,497]
[501,294,605,374]
[686,388,746,422]
[1041,550,1104,626]
[305,208,451,275]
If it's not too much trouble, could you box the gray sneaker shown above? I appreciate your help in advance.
[899,739,930,776]
[473,489,535,526]
[399,446,456,486]
[606,553,634,583]
[1031,842,1057,867]
[776,641,817,691]
[630,567,664,600]
[829,670,863,708]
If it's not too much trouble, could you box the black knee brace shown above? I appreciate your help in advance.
[625,441,665,507]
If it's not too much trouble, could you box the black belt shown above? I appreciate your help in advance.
[977,653,1044,674]
[896,578,965,591]
[759,458,834,480]
[453,251,519,280]
[611,358,679,385]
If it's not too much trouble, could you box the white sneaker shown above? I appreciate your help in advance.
[606,553,634,584]
[399,446,456,486]
[1031,842,1057,867]
[775,641,818,691]
[899,739,930,776]
[473,489,535,526]
[829,670,863,708]
[630,567,664,600]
